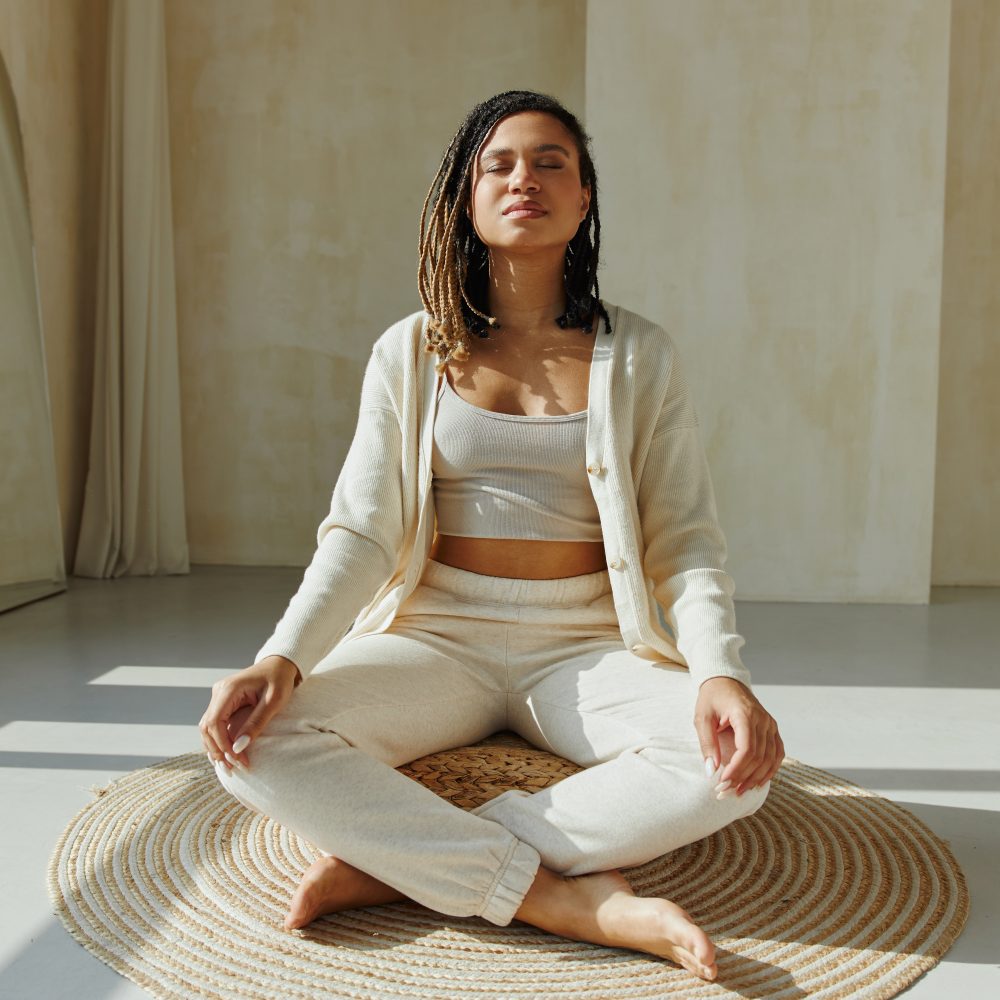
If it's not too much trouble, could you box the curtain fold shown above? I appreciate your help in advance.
[0,48,66,593]
[74,0,188,578]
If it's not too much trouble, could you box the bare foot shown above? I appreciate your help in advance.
[514,867,717,981]
[284,855,411,930]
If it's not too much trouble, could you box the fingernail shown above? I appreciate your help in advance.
[224,752,246,771]
[232,734,251,754]
[704,757,716,778]
[716,788,734,800]
[715,780,732,793]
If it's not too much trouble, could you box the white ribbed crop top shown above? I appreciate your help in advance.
[431,374,603,541]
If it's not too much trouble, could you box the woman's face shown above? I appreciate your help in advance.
[467,110,591,256]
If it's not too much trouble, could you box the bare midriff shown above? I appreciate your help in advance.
[430,532,608,579]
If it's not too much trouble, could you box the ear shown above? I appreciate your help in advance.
[580,183,591,218]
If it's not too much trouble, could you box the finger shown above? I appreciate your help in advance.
[205,684,250,765]
[737,756,773,794]
[200,714,232,771]
[739,730,781,793]
[718,746,754,792]
[227,692,281,767]
[719,711,754,787]
[771,732,786,779]
[694,706,723,776]
[227,703,258,766]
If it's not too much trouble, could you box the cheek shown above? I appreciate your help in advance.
[472,189,501,221]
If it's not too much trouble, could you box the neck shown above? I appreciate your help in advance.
[485,245,567,333]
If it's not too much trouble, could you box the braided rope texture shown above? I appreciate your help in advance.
[48,730,968,999]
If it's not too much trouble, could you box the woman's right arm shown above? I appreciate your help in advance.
[200,342,405,769]
[252,344,405,683]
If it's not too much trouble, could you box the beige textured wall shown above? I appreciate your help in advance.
[932,0,1000,584]
[0,0,108,569]
[162,0,586,565]
[587,0,952,602]
[5,1,996,595]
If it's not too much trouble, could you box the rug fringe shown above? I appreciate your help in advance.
[87,779,116,798]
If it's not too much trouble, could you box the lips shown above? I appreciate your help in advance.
[503,201,547,215]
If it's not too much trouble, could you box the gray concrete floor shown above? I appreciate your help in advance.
[1,566,997,998]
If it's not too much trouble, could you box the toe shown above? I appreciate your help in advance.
[284,885,318,930]
[672,944,716,980]
[284,903,307,930]
[654,903,715,976]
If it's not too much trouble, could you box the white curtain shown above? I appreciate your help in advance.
[74,0,188,577]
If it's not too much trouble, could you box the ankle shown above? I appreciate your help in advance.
[512,865,568,926]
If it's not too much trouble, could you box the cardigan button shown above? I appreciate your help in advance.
[608,557,624,570]
[586,462,603,475]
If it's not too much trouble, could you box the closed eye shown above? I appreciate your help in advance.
[486,165,563,173]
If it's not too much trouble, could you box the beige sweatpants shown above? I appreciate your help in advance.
[213,558,769,926]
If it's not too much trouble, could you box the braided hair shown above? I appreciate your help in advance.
[418,90,613,374]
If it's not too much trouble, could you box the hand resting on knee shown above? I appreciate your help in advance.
[199,655,302,773]
[694,677,784,797]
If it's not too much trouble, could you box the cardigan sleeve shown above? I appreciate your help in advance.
[252,347,404,682]
[636,342,754,691]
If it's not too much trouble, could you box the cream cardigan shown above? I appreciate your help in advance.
[254,300,754,691]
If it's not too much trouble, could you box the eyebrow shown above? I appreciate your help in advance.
[480,143,572,163]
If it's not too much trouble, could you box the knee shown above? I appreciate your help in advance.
[721,778,770,821]
[739,779,771,816]
[645,744,770,823]
[210,754,263,815]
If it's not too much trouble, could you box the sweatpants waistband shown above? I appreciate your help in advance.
[419,558,613,608]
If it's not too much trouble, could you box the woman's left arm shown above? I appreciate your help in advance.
[636,334,783,794]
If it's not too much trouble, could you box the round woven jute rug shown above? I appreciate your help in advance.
[48,730,967,999]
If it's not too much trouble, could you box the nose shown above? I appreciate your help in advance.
[509,159,540,193]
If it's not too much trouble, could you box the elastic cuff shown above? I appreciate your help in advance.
[695,668,753,691]
[478,838,541,927]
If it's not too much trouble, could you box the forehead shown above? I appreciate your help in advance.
[477,111,577,161]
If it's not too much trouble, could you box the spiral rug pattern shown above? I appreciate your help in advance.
[48,731,967,999]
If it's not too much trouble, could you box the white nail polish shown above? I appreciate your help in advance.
[715,780,732,793]
[716,788,734,800]
[232,734,251,754]
[704,757,716,779]
[224,752,242,770]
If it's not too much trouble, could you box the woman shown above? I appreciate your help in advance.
[200,90,783,983]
